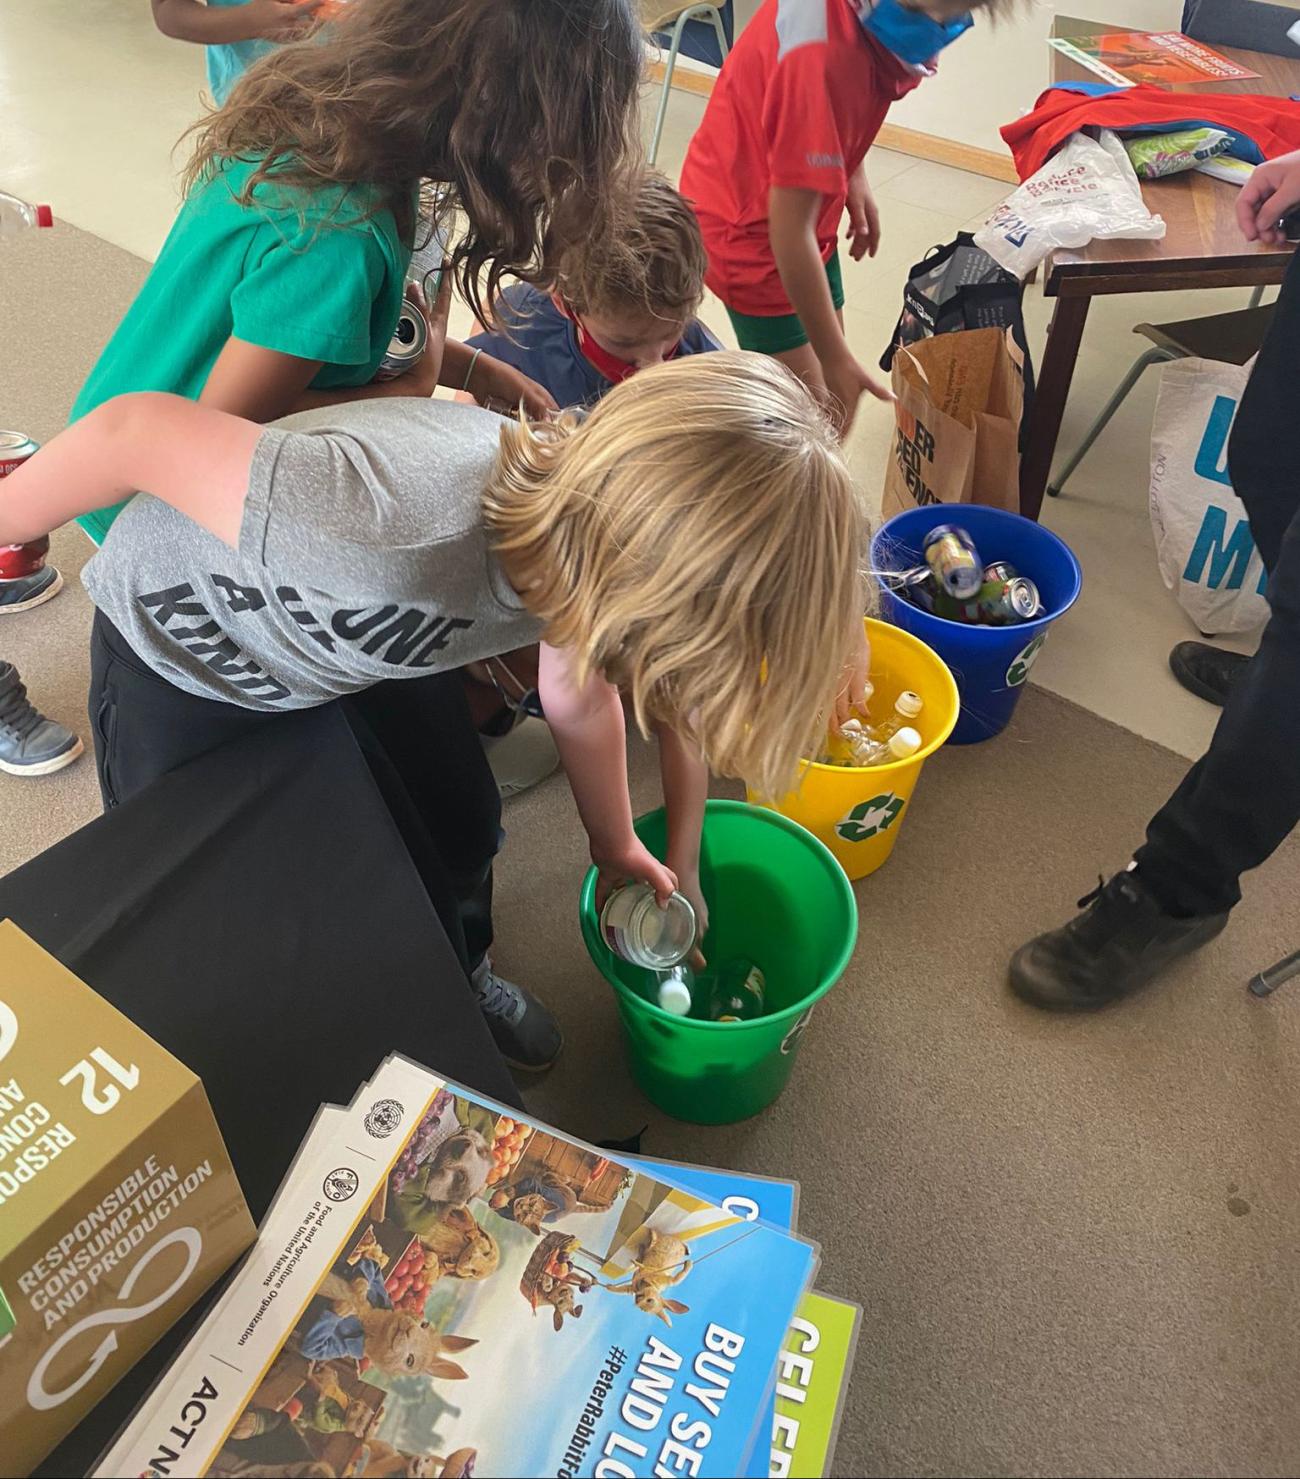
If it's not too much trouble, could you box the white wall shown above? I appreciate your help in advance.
[888,1,1185,152]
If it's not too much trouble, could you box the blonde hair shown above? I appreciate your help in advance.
[553,170,708,325]
[483,353,868,798]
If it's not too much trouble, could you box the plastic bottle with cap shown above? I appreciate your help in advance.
[855,725,923,767]
[655,964,695,1016]
[869,690,923,743]
[0,192,53,241]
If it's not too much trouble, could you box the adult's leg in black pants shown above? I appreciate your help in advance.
[1010,251,1300,1010]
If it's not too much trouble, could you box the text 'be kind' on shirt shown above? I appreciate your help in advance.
[680,0,921,315]
[82,399,544,710]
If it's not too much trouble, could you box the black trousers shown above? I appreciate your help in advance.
[1134,249,1300,916]
[88,610,500,973]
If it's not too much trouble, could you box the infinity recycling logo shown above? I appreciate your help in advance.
[835,792,905,844]
[1007,633,1047,687]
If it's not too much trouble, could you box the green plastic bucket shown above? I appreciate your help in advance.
[579,800,858,1124]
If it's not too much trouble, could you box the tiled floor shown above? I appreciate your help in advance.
[0,1,1264,760]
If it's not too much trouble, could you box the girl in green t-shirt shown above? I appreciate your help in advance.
[73,0,645,543]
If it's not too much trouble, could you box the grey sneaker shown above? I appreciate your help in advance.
[0,662,83,776]
[0,565,63,614]
[470,958,562,1072]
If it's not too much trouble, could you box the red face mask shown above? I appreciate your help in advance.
[554,295,681,383]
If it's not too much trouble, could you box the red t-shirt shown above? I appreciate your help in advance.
[681,0,919,316]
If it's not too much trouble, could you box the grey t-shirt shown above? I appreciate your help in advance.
[82,398,543,708]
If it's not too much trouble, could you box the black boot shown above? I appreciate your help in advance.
[1169,641,1249,707]
[1009,868,1230,1012]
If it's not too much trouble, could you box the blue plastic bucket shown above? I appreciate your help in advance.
[871,505,1082,744]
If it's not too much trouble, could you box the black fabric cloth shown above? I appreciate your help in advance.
[89,608,499,973]
[0,703,520,1476]
[1135,247,1300,916]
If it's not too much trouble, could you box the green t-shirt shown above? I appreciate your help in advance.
[71,157,410,543]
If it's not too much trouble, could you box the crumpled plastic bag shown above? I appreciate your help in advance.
[1125,126,1231,180]
[974,129,1166,279]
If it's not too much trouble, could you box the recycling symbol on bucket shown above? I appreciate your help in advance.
[1006,632,1047,688]
[834,791,904,844]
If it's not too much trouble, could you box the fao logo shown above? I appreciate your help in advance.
[323,1168,359,1203]
[364,1098,404,1139]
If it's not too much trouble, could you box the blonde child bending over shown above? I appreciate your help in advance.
[0,354,869,1071]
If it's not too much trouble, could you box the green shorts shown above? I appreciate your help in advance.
[725,252,845,355]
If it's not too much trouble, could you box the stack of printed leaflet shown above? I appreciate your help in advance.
[96,1055,859,1478]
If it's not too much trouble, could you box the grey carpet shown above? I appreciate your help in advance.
[0,221,148,867]
[4,223,1300,1478]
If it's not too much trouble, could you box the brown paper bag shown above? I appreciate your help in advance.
[882,326,1024,520]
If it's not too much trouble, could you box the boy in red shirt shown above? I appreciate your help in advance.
[682,0,1006,433]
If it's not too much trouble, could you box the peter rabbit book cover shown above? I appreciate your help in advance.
[98,1055,818,1478]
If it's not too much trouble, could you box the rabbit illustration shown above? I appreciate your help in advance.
[604,1229,692,1326]
[313,1271,477,1380]
[537,1275,585,1332]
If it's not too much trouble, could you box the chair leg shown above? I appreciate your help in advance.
[649,11,693,167]
[1248,947,1300,997]
[1248,284,1266,309]
[1047,347,1176,498]
[649,6,728,166]
[707,4,730,61]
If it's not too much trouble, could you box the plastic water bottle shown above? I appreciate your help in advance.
[871,690,923,742]
[850,725,923,767]
[0,193,53,240]
[655,964,695,1016]
[704,960,766,1022]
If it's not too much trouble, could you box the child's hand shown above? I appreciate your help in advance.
[821,352,893,436]
[591,838,678,914]
[467,356,559,421]
[244,0,323,41]
[832,623,872,731]
[845,169,880,262]
[404,273,453,398]
[670,866,710,969]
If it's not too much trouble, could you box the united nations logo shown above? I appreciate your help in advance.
[364,1098,404,1139]
[323,1168,360,1203]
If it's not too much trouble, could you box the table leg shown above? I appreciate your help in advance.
[1020,295,1091,521]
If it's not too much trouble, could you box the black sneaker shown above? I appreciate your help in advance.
[0,565,63,614]
[1009,867,1229,1012]
[1169,641,1248,707]
[0,662,83,776]
[470,959,563,1072]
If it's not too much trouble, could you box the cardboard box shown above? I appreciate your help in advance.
[0,922,256,1474]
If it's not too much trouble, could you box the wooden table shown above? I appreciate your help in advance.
[1018,17,1299,520]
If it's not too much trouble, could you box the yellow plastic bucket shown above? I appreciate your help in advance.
[752,618,959,881]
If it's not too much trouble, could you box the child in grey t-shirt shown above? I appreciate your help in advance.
[2,352,870,1071]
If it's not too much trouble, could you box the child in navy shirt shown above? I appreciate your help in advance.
[465,171,718,409]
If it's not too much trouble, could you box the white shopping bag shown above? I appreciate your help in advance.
[1148,356,1268,636]
[975,130,1166,279]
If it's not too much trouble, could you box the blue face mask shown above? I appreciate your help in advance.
[856,0,973,67]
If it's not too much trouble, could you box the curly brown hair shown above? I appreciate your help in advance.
[553,169,708,325]
[181,0,644,324]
